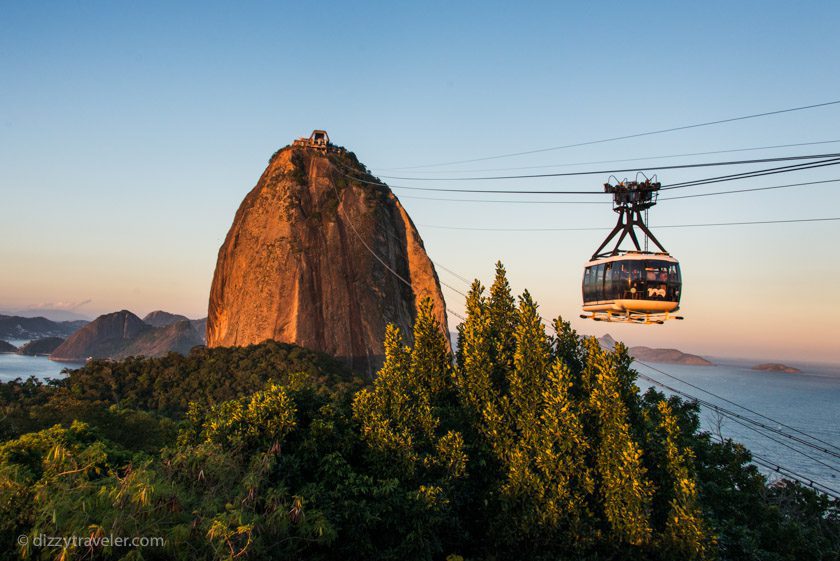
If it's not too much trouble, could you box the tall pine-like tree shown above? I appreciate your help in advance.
[353,299,466,480]
[657,400,713,560]
[584,337,654,546]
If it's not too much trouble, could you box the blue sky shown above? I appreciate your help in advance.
[1,1,839,361]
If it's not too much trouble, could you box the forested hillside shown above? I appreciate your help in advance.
[1,265,837,560]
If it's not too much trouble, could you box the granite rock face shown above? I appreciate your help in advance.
[206,142,449,377]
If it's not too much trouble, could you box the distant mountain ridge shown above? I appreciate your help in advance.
[0,314,87,341]
[142,310,190,328]
[597,334,714,366]
[1,308,92,322]
[50,310,206,362]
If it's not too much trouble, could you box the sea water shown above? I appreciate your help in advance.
[635,357,840,493]
[0,339,81,382]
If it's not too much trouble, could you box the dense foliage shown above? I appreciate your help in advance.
[0,265,837,560]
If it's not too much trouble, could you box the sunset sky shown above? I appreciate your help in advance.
[2,1,839,362]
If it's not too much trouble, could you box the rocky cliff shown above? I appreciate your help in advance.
[206,139,448,376]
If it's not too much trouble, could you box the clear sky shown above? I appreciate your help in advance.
[1,1,839,362]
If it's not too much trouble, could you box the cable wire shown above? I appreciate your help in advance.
[326,164,464,325]
[634,368,840,459]
[377,153,840,181]
[661,158,840,190]
[714,410,840,476]
[417,217,840,232]
[634,360,840,456]
[707,434,840,501]
[397,178,840,205]
[335,167,603,194]
[384,100,840,170]
[660,178,840,201]
[373,139,840,174]
[337,158,840,195]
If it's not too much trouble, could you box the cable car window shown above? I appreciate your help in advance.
[594,264,605,301]
[603,262,614,301]
[641,260,667,300]
[582,267,593,302]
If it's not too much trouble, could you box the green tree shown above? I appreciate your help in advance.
[584,337,653,547]
[657,400,713,559]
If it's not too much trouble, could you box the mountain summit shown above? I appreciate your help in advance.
[206,132,449,376]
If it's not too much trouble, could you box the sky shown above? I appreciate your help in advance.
[1,1,839,362]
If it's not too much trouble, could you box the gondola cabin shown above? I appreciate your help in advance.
[582,252,682,323]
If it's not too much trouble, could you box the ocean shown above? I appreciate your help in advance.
[635,357,840,494]
[0,342,837,494]
[0,339,81,382]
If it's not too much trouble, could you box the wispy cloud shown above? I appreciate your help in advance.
[29,299,92,311]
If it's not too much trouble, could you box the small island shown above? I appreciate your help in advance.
[0,340,18,353]
[752,363,801,374]
[597,334,714,367]
[629,346,715,366]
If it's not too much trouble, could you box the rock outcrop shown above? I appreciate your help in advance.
[207,138,448,376]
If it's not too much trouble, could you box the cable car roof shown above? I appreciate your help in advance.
[584,251,679,267]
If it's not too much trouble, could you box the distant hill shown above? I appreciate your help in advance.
[628,346,714,366]
[50,310,204,361]
[0,340,17,353]
[598,334,618,349]
[2,308,92,322]
[597,334,714,366]
[142,310,190,328]
[0,314,87,341]
[115,320,203,359]
[752,363,801,373]
[51,310,148,361]
[190,318,207,344]
[17,337,65,356]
